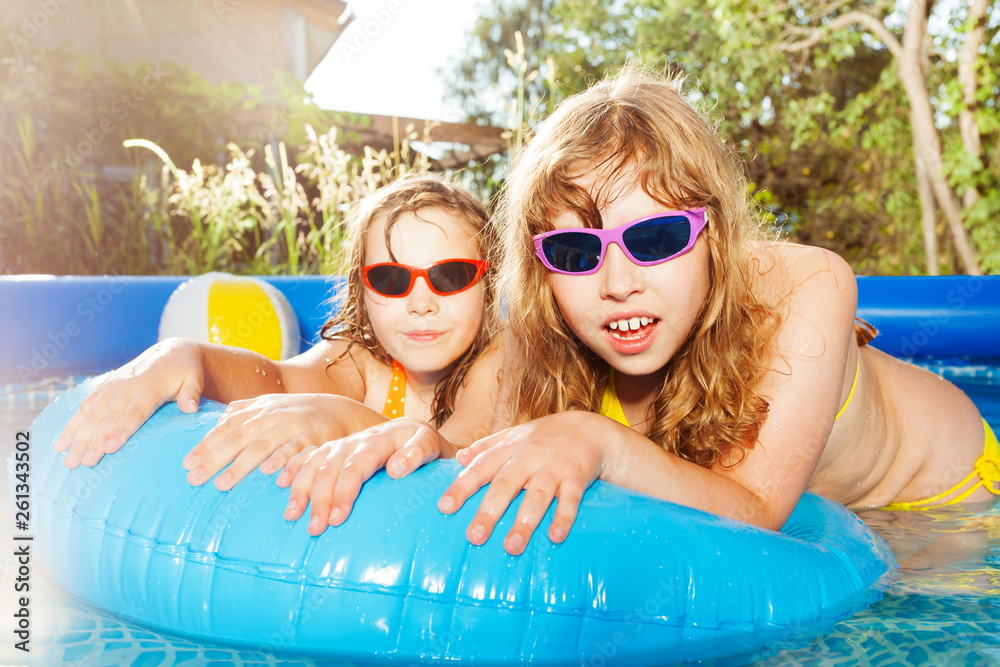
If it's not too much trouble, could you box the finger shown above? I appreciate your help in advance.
[175,375,204,413]
[55,388,102,453]
[100,395,159,455]
[183,403,256,473]
[327,450,386,527]
[548,479,586,544]
[56,388,109,465]
[306,452,347,536]
[455,430,506,466]
[463,465,530,546]
[386,427,441,478]
[189,422,281,489]
[438,443,510,515]
[275,445,318,488]
[183,416,235,472]
[77,399,135,467]
[260,436,311,475]
[504,476,558,555]
[284,448,323,521]
[213,430,298,491]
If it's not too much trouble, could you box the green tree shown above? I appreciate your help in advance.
[448,0,999,275]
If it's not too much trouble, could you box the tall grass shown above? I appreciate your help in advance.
[2,122,434,276]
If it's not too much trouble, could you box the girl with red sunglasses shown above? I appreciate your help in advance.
[56,176,501,534]
[433,68,998,559]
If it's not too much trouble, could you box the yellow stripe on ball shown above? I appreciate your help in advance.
[208,279,283,360]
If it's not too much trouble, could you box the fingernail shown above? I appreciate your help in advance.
[188,468,205,484]
[329,506,345,524]
[276,471,290,487]
[103,439,118,453]
[260,460,276,475]
[216,472,231,490]
[81,452,98,466]
[284,500,297,518]
[470,524,485,543]
[182,455,197,470]
[387,460,405,477]
[64,453,79,468]
[506,534,524,553]
[308,516,322,534]
[439,496,455,512]
[551,525,565,541]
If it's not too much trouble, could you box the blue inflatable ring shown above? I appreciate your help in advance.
[19,378,895,665]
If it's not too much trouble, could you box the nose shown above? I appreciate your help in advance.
[598,242,645,301]
[406,276,440,315]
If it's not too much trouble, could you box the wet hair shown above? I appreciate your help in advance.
[495,67,783,468]
[320,175,496,426]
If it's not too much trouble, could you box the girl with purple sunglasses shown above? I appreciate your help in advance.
[434,68,999,556]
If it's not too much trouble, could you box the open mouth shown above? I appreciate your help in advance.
[605,316,660,340]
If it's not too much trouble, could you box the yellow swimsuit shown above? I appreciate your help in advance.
[884,420,1000,510]
[599,363,861,430]
[382,360,406,418]
[600,363,1000,510]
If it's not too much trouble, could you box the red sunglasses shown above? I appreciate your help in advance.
[362,259,489,297]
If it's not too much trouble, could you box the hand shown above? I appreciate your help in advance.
[279,418,447,535]
[437,412,610,556]
[54,338,205,469]
[183,393,371,490]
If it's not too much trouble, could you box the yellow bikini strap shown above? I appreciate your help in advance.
[599,369,630,428]
[884,420,1000,510]
[383,360,406,418]
[834,359,860,422]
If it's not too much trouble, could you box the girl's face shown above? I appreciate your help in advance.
[364,207,485,385]
[548,179,710,382]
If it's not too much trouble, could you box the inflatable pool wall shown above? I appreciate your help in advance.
[2,275,999,381]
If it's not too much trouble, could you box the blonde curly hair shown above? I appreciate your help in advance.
[495,68,782,468]
[321,175,497,427]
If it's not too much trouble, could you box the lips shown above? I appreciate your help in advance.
[404,330,445,343]
[602,314,660,354]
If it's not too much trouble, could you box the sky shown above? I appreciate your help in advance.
[305,0,484,123]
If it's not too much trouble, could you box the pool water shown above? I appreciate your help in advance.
[2,366,1000,667]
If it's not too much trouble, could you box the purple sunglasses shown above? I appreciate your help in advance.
[532,208,708,275]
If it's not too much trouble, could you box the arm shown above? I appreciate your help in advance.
[442,247,859,551]
[56,335,367,469]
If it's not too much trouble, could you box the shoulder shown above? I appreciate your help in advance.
[460,340,503,390]
[753,241,857,314]
[277,337,382,397]
[751,242,858,359]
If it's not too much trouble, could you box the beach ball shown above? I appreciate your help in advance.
[158,272,300,360]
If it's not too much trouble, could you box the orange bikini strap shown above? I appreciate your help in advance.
[383,360,406,418]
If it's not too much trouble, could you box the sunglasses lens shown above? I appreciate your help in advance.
[541,232,603,273]
[366,265,412,296]
[427,261,479,294]
[623,216,690,262]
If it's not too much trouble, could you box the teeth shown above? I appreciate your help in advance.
[607,317,655,335]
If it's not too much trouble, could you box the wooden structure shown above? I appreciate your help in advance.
[2,0,352,85]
